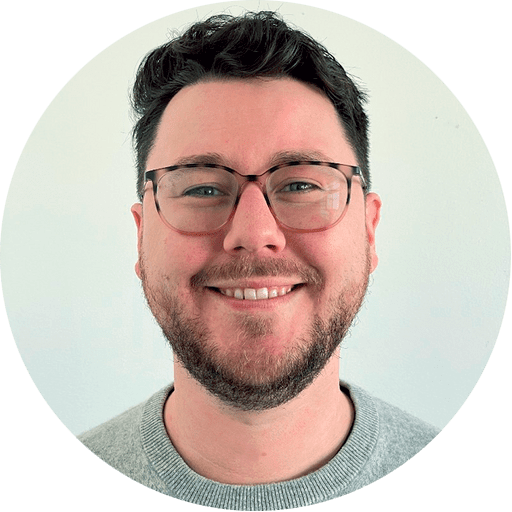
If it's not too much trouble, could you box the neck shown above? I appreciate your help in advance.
[163,355,353,485]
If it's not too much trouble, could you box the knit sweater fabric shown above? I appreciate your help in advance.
[78,382,439,510]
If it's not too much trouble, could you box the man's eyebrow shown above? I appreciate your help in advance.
[174,152,227,166]
[172,150,334,169]
[268,150,333,166]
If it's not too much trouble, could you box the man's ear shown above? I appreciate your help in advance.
[365,192,381,273]
[131,203,143,279]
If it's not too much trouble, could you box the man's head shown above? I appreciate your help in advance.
[132,11,370,201]
[130,12,381,411]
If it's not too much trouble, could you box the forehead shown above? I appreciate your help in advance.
[147,78,357,171]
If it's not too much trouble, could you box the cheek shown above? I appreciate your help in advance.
[287,227,367,283]
[286,230,344,267]
[145,228,225,283]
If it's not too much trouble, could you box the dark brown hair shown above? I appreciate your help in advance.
[131,11,370,200]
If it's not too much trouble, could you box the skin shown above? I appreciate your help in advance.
[131,78,381,484]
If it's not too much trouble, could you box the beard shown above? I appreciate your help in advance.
[140,252,371,412]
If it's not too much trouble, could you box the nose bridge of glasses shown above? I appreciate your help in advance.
[234,169,272,201]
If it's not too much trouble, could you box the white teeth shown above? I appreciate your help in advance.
[218,286,294,300]
[244,289,257,300]
[256,288,269,299]
[279,287,289,296]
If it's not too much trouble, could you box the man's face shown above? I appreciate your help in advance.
[132,78,381,410]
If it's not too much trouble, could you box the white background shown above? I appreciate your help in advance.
[1,0,508,435]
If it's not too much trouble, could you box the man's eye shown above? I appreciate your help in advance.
[280,182,318,193]
[183,185,224,197]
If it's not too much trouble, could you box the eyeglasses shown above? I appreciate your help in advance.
[144,160,366,235]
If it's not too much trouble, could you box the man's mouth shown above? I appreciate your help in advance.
[209,284,303,300]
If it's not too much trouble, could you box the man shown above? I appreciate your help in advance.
[79,11,438,508]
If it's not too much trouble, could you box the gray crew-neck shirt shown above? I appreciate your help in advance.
[79,382,439,509]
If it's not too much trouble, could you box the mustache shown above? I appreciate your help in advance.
[191,256,323,288]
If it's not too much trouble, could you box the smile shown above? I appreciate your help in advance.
[216,286,296,300]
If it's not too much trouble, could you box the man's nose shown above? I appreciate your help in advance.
[223,183,286,255]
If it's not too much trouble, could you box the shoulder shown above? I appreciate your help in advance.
[78,386,172,491]
[345,381,439,443]
[78,401,145,463]
[370,392,439,470]
[372,393,439,445]
[342,382,440,487]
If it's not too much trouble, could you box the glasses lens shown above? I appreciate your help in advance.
[156,167,238,232]
[267,164,349,230]
[154,164,350,233]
